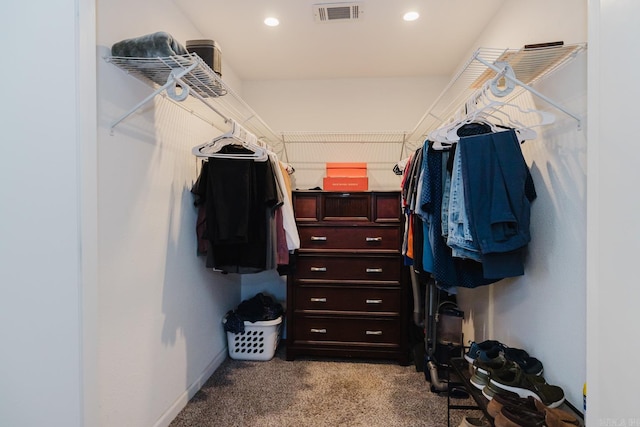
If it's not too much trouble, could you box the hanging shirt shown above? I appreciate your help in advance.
[205,146,279,272]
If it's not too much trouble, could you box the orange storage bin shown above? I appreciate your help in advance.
[326,162,368,177]
[323,176,369,191]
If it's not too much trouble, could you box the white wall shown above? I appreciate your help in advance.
[0,0,95,426]
[587,1,640,425]
[455,0,588,410]
[5,0,639,425]
[243,76,449,190]
[96,0,243,425]
[0,0,86,426]
[243,77,448,133]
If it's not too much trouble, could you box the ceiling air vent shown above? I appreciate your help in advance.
[313,2,363,23]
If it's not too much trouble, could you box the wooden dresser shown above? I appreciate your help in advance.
[286,191,409,365]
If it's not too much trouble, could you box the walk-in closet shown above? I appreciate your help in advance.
[3,0,639,426]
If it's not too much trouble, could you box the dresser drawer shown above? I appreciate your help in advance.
[295,285,401,313]
[298,226,400,252]
[295,255,402,282]
[292,191,401,223]
[294,316,401,345]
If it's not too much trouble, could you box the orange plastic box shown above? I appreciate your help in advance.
[323,176,369,191]
[325,162,368,177]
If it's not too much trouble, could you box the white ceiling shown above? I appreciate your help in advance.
[174,0,507,81]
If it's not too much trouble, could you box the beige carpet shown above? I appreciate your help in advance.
[170,345,480,427]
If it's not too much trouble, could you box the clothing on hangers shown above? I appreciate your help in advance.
[192,119,269,161]
[400,124,537,289]
[191,143,299,274]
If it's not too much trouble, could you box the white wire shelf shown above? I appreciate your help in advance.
[106,43,586,163]
[105,53,286,160]
[281,131,408,144]
[403,43,587,153]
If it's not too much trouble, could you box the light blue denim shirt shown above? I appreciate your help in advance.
[446,145,482,262]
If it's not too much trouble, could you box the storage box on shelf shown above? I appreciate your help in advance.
[325,162,368,177]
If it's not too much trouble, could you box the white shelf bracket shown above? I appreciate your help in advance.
[474,54,583,130]
[109,61,199,134]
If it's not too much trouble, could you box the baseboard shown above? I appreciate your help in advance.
[153,347,228,427]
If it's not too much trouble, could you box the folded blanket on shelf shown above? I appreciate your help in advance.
[111,31,188,58]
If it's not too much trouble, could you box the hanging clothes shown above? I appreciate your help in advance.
[401,124,536,289]
[206,146,279,272]
[457,129,536,278]
[191,145,299,274]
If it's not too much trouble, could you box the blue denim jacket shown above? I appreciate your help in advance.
[458,130,536,255]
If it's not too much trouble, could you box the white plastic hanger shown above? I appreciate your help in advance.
[429,80,556,147]
[192,119,269,161]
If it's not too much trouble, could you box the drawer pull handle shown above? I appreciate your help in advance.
[365,237,383,242]
[310,328,327,334]
[310,267,327,272]
[310,236,327,241]
[310,297,327,303]
[366,330,383,336]
[366,299,383,304]
[366,268,383,273]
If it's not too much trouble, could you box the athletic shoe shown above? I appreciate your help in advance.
[503,347,544,376]
[489,365,566,408]
[482,382,500,400]
[466,341,544,376]
[464,339,505,364]
[470,348,510,390]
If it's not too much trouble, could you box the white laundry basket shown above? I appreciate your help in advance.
[224,316,283,361]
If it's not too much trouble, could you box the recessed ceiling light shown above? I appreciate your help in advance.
[264,17,280,27]
[403,11,419,22]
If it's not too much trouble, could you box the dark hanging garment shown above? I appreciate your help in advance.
[423,146,498,289]
[191,160,210,256]
[458,129,536,278]
[203,146,279,272]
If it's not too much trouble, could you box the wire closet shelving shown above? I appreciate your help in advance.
[401,42,587,154]
[105,53,287,159]
[105,42,586,162]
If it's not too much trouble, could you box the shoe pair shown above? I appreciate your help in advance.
[465,340,544,376]
[470,347,511,390]
[488,391,579,426]
[464,340,505,364]
[487,363,566,409]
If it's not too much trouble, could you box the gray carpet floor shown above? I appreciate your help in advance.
[170,345,480,427]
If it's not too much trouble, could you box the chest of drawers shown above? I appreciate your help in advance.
[285,191,409,364]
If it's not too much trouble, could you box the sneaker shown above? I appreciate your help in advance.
[464,340,505,364]
[470,348,510,390]
[489,365,566,408]
[482,382,500,400]
[503,347,544,376]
